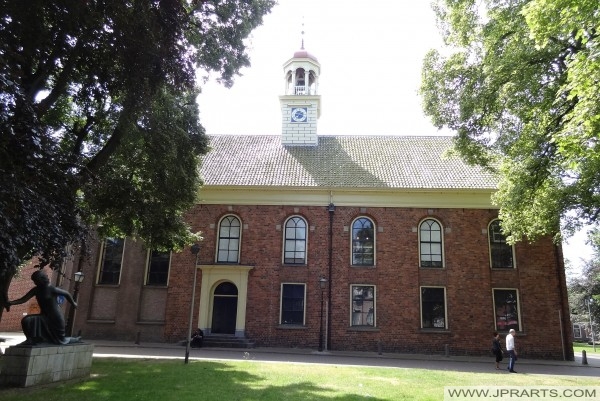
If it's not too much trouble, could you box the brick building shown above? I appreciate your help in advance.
[3,47,573,359]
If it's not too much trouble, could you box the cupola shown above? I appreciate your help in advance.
[279,41,321,146]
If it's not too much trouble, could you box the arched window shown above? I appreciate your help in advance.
[283,216,307,265]
[217,215,241,263]
[488,219,515,268]
[351,217,375,266]
[419,218,443,268]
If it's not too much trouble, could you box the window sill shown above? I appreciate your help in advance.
[348,326,379,332]
[419,266,445,270]
[277,324,307,330]
[419,329,451,334]
[136,320,166,325]
[281,264,307,268]
[350,265,376,269]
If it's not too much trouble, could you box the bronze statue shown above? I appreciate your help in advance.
[5,270,81,345]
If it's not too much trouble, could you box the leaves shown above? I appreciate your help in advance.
[421,0,600,243]
[0,1,274,283]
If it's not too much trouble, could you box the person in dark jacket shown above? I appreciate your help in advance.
[492,331,503,370]
[191,328,204,348]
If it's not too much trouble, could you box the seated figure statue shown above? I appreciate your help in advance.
[6,270,81,345]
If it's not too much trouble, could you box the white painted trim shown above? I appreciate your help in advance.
[197,187,498,209]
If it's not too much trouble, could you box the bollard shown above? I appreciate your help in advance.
[135,331,141,345]
[445,344,449,357]
[581,350,588,365]
[377,340,382,355]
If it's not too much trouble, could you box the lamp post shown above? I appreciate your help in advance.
[66,271,84,336]
[587,298,596,352]
[185,243,201,364]
[318,276,327,352]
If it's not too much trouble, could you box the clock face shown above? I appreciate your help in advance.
[290,107,308,123]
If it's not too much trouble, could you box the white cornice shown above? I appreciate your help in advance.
[197,186,497,209]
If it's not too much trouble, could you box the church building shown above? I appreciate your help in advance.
[5,46,574,360]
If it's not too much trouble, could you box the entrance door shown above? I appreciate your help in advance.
[211,282,238,334]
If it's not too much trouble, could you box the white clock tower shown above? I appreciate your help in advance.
[279,45,321,146]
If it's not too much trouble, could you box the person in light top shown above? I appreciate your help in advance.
[505,329,518,373]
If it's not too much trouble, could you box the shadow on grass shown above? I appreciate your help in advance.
[0,358,390,401]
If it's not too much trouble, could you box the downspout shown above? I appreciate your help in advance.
[327,202,335,350]
[554,243,569,361]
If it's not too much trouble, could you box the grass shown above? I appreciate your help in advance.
[0,357,598,401]
[573,342,600,355]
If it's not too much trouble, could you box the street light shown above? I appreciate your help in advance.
[587,298,596,352]
[318,276,327,352]
[185,244,201,364]
[66,271,85,336]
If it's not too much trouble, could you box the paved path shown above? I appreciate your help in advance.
[2,332,598,377]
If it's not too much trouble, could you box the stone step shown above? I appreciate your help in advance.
[201,335,255,349]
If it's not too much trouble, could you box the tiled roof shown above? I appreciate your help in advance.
[200,135,498,190]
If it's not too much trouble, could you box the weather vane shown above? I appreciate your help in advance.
[301,16,305,50]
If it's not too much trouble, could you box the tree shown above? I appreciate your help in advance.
[568,230,600,334]
[0,0,275,317]
[420,0,600,244]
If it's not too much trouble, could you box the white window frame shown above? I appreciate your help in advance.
[419,218,444,268]
[420,286,448,329]
[280,283,306,325]
[350,216,376,266]
[492,288,522,332]
[216,214,242,263]
[488,219,516,269]
[97,237,125,285]
[350,284,376,327]
[144,250,171,286]
[282,215,308,265]
[573,324,582,339]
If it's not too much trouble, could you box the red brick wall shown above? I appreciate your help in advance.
[3,265,47,331]
[74,203,572,359]
[162,204,571,359]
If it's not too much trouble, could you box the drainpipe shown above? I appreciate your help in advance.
[553,243,568,360]
[327,202,335,350]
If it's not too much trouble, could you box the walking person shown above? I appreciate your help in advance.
[505,328,518,373]
[492,332,503,370]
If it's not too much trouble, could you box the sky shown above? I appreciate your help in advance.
[195,0,594,273]
[196,0,445,136]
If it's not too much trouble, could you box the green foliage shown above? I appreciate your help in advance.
[567,229,599,334]
[421,0,600,243]
[0,0,275,301]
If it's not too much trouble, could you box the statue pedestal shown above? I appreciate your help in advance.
[0,343,93,387]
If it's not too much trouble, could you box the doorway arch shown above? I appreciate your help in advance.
[211,282,238,334]
[198,264,253,337]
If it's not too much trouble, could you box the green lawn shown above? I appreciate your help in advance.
[0,358,597,401]
[573,343,600,355]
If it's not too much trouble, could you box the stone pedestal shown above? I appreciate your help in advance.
[0,342,93,387]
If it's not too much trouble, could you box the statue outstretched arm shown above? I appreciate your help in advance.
[7,287,37,307]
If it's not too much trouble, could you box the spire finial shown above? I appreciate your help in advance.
[301,17,305,50]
